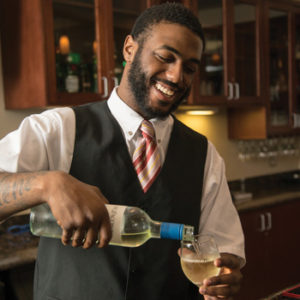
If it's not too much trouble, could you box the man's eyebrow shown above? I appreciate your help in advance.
[158,45,201,65]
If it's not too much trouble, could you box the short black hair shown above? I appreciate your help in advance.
[130,2,205,50]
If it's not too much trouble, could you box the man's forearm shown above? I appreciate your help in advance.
[0,171,47,221]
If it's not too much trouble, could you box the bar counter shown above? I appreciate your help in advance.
[0,214,39,271]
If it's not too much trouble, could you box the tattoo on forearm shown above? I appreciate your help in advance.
[12,180,17,200]
[0,173,43,207]
[0,174,12,206]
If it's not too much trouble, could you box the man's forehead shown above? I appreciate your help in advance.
[148,22,201,42]
[146,23,203,58]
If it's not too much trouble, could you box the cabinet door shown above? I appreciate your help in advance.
[238,200,300,300]
[189,0,262,105]
[0,0,115,108]
[191,0,228,104]
[267,5,290,132]
[266,200,300,291]
[237,209,270,300]
[232,0,262,104]
[228,2,299,139]
[48,0,118,105]
[264,1,300,136]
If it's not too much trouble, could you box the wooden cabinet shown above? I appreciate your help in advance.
[237,199,300,300]
[182,0,263,106]
[0,0,155,109]
[229,0,300,139]
[0,0,265,109]
[1,0,300,124]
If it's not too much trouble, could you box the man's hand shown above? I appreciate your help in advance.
[44,171,112,249]
[199,253,243,300]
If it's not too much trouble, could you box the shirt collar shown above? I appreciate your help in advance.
[107,87,173,142]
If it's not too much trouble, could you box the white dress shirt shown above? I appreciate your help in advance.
[0,88,245,264]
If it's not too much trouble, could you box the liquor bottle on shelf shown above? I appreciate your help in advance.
[30,204,194,247]
[65,53,81,93]
[80,63,92,92]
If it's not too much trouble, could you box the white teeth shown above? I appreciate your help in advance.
[155,82,174,96]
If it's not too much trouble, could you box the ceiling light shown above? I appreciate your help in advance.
[176,105,218,116]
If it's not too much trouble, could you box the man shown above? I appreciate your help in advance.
[0,3,244,300]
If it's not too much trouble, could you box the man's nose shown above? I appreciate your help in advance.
[165,62,184,84]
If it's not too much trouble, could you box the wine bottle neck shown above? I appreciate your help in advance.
[150,220,162,238]
[151,222,194,241]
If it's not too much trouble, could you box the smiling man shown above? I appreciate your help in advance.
[0,3,244,300]
[121,21,202,119]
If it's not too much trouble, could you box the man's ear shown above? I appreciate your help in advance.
[123,35,138,63]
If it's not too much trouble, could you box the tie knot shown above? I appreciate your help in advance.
[140,120,155,140]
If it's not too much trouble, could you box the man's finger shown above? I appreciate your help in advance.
[200,282,240,298]
[61,228,73,245]
[97,211,112,248]
[215,254,240,269]
[203,272,241,287]
[83,227,98,249]
[72,228,87,247]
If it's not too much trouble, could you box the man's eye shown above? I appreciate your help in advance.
[184,65,197,74]
[157,54,173,63]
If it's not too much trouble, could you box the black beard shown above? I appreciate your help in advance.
[127,47,190,119]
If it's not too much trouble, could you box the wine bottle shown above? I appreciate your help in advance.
[30,204,194,247]
[65,53,81,93]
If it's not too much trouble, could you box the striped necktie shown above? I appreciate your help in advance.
[133,120,161,193]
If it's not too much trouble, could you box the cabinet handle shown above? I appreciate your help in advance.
[259,214,266,232]
[234,83,240,100]
[113,76,119,87]
[293,113,300,128]
[101,76,108,98]
[265,212,272,231]
[228,83,234,100]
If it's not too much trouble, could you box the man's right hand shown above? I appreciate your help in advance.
[43,171,112,249]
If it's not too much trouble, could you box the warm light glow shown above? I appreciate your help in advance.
[174,113,213,136]
[59,35,70,55]
[186,110,216,116]
[211,53,221,63]
[176,106,218,116]
[93,41,97,54]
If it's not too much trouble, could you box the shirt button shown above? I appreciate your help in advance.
[128,131,133,135]
[157,139,161,143]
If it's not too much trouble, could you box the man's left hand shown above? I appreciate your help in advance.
[199,253,243,299]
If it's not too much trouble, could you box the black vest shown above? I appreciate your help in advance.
[34,101,207,300]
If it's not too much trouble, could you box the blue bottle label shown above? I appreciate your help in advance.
[160,223,183,240]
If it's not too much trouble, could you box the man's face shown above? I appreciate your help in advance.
[127,22,203,119]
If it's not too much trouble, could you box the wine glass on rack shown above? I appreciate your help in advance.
[180,234,220,287]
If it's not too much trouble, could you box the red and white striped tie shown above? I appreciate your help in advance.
[133,120,161,193]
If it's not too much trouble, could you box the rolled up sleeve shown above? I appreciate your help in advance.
[0,107,75,173]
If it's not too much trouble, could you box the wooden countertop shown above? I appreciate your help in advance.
[0,214,39,271]
[0,246,38,271]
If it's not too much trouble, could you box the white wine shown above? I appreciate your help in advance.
[180,257,220,287]
[30,204,194,247]
[118,231,150,247]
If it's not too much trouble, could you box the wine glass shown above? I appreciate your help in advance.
[180,234,220,287]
